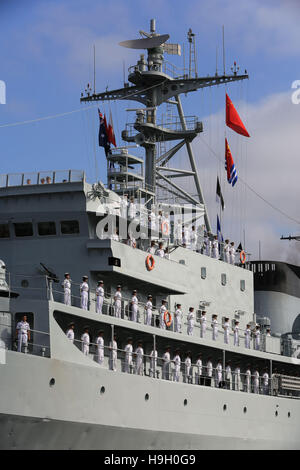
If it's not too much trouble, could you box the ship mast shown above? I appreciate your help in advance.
[80,19,248,233]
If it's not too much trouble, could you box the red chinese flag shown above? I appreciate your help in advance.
[226,93,250,137]
[108,110,117,147]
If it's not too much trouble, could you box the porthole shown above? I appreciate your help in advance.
[100,386,105,395]
[275,410,278,417]
[145,393,149,401]
[288,412,291,418]
[243,407,247,414]
[49,378,55,387]
[223,404,227,411]
[183,399,188,406]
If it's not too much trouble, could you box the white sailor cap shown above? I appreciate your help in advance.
[64,272,70,276]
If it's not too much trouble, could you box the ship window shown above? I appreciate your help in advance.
[221,273,226,286]
[38,222,56,236]
[271,264,276,271]
[201,267,207,279]
[60,220,80,235]
[14,222,33,237]
[240,280,246,292]
[0,223,10,238]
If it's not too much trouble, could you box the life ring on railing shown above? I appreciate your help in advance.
[161,220,169,236]
[164,310,172,328]
[240,250,246,264]
[146,254,155,271]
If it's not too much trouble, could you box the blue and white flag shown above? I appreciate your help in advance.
[217,215,223,244]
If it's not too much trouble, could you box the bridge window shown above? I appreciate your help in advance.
[14,222,33,237]
[0,223,10,238]
[38,222,56,236]
[60,220,80,235]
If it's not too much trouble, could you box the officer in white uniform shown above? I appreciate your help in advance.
[229,241,236,265]
[254,325,261,350]
[81,327,90,356]
[233,320,240,346]
[225,361,232,390]
[130,290,139,322]
[96,330,104,365]
[120,194,128,219]
[149,348,158,378]
[128,197,136,220]
[172,349,181,382]
[124,338,133,373]
[109,335,118,371]
[147,240,156,255]
[206,357,213,386]
[200,311,207,338]
[66,322,75,342]
[114,285,122,318]
[184,352,192,384]
[211,314,218,341]
[159,300,167,330]
[80,276,89,310]
[233,364,241,391]
[196,353,203,385]
[212,235,219,259]
[245,365,251,393]
[224,239,230,263]
[190,226,198,251]
[245,323,251,349]
[205,233,212,257]
[216,359,223,388]
[16,315,30,353]
[96,280,104,314]
[187,307,195,336]
[62,273,71,306]
[253,368,260,394]
[223,317,230,344]
[144,294,153,326]
[135,342,144,376]
[174,303,183,333]
[262,369,269,395]
[162,346,171,380]
[155,242,165,258]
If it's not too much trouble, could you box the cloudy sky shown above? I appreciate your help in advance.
[0,0,300,262]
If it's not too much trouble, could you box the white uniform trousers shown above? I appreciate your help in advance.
[97,347,104,365]
[187,322,194,336]
[224,329,229,344]
[81,291,88,310]
[162,363,170,380]
[173,365,180,382]
[18,334,28,353]
[136,358,143,375]
[131,305,138,322]
[64,288,71,306]
[212,327,218,341]
[174,319,181,333]
[114,300,122,318]
[200,324,206,338]
[96,296,104,314]
[145,309,152,326]
[110,352,117,371]
[234,332,239,346]
[82,344,89,355]
[125,357,132,373]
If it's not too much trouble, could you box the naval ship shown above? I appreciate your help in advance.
[0,20,300,450]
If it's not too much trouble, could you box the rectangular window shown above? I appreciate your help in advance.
[240,280,246,291]
[60,220,80,235]
[14,222,33,237]
[0,223,10,238]
[38,222,56,236]
[201,267,207,279]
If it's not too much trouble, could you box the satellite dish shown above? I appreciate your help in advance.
[119,34,169,50]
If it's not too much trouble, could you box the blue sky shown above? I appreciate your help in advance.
[0,0,300,260]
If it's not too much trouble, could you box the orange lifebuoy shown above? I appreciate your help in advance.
[146,254,155,271]
[161,220,169,236]
[164,310,172,328]
[240,250,246,264]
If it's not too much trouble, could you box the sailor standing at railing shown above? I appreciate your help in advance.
[187,307,195,336]
[184,352,192,384]
[223,317,230,344]
[174,303,183,333]
[147,240,156,255]
[212,235,219,259]
[96,330,104,365]
[109,334,118,371]
[212,314,218,341]
[124,338,133,373]
[159,300,167,329]
[262,369,269,395]
[66,322,75,342]
[135,342,144,376]
[16,315,30,353]
[190,226,198,251]
[196,353,203,385]
[120,194,128,219]
[62,273,71,306]
[233,364,241,391]
[145,294,153,326]
[162,346,171,380]
[128,197,136,221]
[205,232,212,257]
[233,320,240,346]
[245,323,251,349]
[206,357,213,386]
[216,359,223,388]
[200,311,207,338]
[114,285,122,318]
[96,280,104,314]
[245,365,251,393]
[81,327,90,356]
[253,367,260,394]
[131,290,139,322]
[224,239,230,263]
[149,348,158,377]
[80,276,89,310]
[173,349,181,382]
[229,241,236,265]
[254,325,261,350]
[225,361,232,390]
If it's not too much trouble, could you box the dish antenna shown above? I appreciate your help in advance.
[119,34,170,50]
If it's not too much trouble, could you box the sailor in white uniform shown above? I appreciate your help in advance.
[225,361,232,390]
[16,315,30,353]
[190,226,198,251]
[147,240,156,255]
[174,303,183,333]
[224,239,230,263]
[223,317,230,344]
[200,311,207,338]
[196,353,203,385]
[80,276,89,310]
[206,357,213,386]
[109,335,118,371]
[145,295,153,326]
[245,323,251,349]
[216,359,223,388]
[229,241,236,265]
[183,227,190,248]
[212,235,219,259]
[124,338,133,373]
[62,273,71,306]
[96,330,104,365]
[66,322,75,342]
[187,307,195,336]
[95,280,104,314]
[149,348,158,377]
[233,364,241,391]
[128,197,136,221]
[130,289,139,322]
[159,300,167,330]
[233,320,240,346]
[245,365,251,393]
[162,346,171,380]
[184,352,192,383]
[114,285,122,318]
[253,368,260,394]
[254,325,261,351]
[262,369,269,395]
[173,349,181,382]
[81,327,90,356]
[120,194,128,219]
[205,233,212,257]
[155,242,165,258]
[211,314,218,341]
[135,342,144,376]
